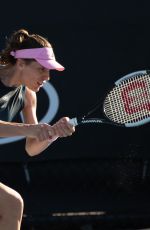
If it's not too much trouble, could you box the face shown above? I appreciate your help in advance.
[18,60,50,92]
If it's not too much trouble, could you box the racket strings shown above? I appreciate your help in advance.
[104,74,150,124]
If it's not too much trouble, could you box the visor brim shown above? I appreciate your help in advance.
[36,59,65,71]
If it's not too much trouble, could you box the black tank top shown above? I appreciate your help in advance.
[0,81,26,121]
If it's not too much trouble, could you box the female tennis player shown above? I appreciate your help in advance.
[0,28,75,230]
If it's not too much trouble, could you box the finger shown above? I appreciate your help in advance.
[56,123,74,137]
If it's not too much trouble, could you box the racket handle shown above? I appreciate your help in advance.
[69,117,78,126]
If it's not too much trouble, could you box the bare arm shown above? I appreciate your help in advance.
[22,88,75,156]
[0,120,40,137]
[22,87,55,156]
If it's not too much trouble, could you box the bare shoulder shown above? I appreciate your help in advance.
[24,87,37,108]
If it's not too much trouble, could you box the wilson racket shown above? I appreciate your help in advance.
[69,70,150,128]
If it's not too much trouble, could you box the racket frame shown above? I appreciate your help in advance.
[69,70,150,128]
[104,70,150,127]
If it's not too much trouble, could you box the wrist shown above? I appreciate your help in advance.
[48,135,59,144]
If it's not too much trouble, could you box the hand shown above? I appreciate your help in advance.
[27,123,55,142]
[51,117,75,138]
[27,117,75,142]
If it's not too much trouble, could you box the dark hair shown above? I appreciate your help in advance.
[0,29,51,65]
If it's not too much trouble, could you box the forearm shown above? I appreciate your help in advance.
[0,120,31,137]
[25,135,59,156]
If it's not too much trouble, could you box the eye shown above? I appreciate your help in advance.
[41,67,45,71]
[39,67,46,73]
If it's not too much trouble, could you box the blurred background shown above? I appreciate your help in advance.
[0,0,150,229]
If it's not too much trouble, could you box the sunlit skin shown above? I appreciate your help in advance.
[18,61,50,92]
[0,59,75,230]
[0,29,76,230]
[1,59,50,92]
[0,58,75,156]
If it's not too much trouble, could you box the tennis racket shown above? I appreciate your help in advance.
[69,70,150,128]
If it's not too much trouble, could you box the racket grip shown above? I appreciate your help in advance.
[69,117,78,126]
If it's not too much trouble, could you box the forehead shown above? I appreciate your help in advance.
[16,58,50,72]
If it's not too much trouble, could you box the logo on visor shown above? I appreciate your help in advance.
[0,82,59,145]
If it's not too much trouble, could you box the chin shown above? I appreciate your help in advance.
[28,86,40,92]
[34,88,40,92]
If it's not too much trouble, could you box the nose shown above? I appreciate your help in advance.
[43,71,50,81]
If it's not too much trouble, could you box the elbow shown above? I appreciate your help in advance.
[25,137,55,157]
[25,140,43,157]
[25,147,37,157]
[25,144,43,156]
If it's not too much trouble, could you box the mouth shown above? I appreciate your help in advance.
[37,82,44,87]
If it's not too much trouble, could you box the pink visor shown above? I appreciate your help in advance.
[10,47,65,71]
